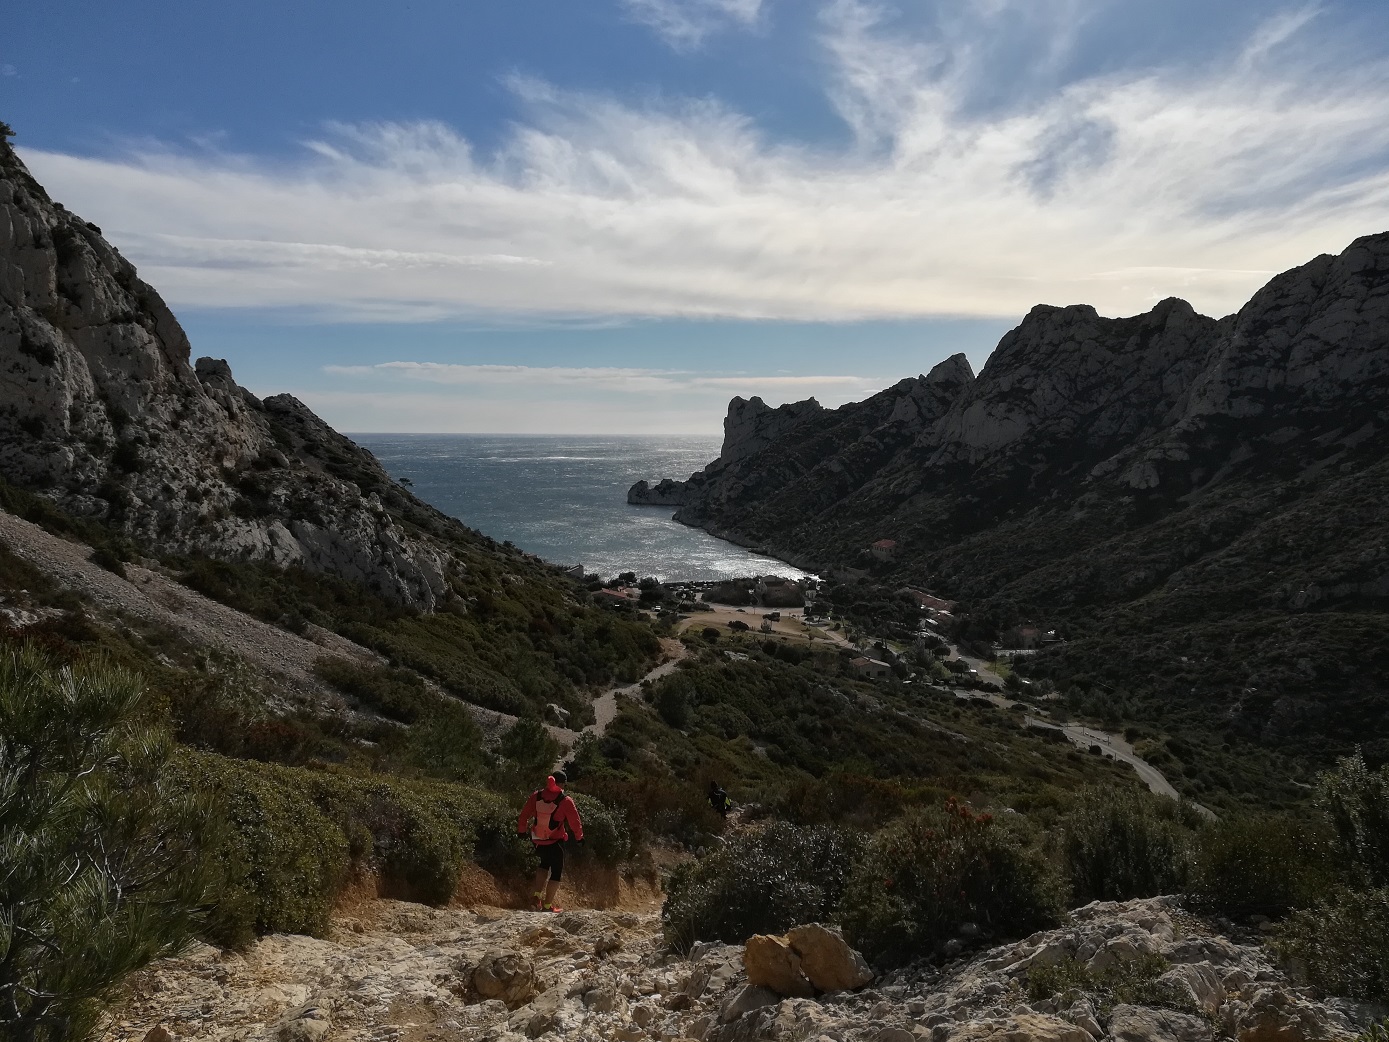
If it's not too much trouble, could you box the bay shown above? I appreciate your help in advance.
[353,434,813,583]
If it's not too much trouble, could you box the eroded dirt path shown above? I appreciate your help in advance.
[551,639,686,767]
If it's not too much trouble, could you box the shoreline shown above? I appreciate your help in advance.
[623,503,821,581]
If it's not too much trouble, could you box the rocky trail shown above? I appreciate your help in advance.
[97,893,1363,1042]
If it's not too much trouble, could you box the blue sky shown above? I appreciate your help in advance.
[7,0,1389,433]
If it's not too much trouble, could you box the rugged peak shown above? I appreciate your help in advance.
[924,352,975,388]
[0,135,453,608]
[885,354,976,431]
[721,395,824,464]
[925,292,1221,464]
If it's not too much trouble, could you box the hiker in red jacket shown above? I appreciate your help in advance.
[517,770,584,912]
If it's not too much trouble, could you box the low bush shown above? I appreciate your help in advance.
[570,792,632,866]
[576,771,722,849]
[313,656,433,724]
[186,753,519,943]
[186,754,350,944]
[1277,886,1389,1002]
[1187,813,1332,918]
[838,799,1062,965]
[1026,954,1192,1015]
[662,823,862,952]
[1057,787,1197,904]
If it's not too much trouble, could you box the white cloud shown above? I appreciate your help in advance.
[19,3,1389,324]
[324,361,882,398]
[620,0,765,50]
[1,64,17,77]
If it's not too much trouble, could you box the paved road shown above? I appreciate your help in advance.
[960,687,1217,819]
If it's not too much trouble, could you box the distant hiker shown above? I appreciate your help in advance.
[517,770,584,912]
[708,780,732,819]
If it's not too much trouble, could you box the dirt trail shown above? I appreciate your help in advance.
[551,638,686,768]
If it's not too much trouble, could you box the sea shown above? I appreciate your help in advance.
[353,435,813,584]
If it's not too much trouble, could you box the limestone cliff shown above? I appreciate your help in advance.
[0,137,456,607]
[630,236,1389,754]
[635,234,1389,571]
[628,355,977,553]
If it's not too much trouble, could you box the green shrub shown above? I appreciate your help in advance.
[655,684,690,729]
[1317,751,1389,888]
[570,792,632,866]
[186,755,349,944]
[1027,954,1190,1015]
[313,656,432,723]
[1187,813,1332,918]
[839,799,1062,965]
[401,696,485,781]
[662,823,862,951]
[1057,787,1196,904]
[187,754,517,941]
[1278,886,1389,1002]
[575,771,723,849]
[0,647,214,1041]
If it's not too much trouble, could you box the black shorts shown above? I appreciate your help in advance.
[535,842,564,882]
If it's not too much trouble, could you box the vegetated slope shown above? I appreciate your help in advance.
[634,236,1389,765]
[0,131,659,729]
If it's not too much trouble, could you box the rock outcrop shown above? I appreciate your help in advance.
[627,355,977,546]
[97,896,1366,1042]
[0,137,463,608]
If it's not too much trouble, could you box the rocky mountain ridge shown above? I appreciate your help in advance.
[99,895,1363,1042]
[633,234,1388,563]
[0,138,467,608]
[629,234,1389,758]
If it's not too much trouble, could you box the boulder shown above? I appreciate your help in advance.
[1157,962,1225,1016]
[275,1001,332,1042]
[1236,987,1355,1042]
[744,934,814,998]
[1060,999,1103,1039]
[720,984,780,1023]
[582,986,619,1013]
[786,923,875,992]
[143,1029,175,1042]
[944,1013,1095,1042]
[473,949,538,1008]
[508,987,570,1039]
[1108,1004,1213,1042]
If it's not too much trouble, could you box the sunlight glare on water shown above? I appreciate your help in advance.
[354,434,813,583]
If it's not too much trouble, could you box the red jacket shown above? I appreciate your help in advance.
[518,789,584,846]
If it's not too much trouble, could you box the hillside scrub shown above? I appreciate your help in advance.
[1057,787,1201,904]
[186,753,629,945]
[0,647,214,1042]
[618,649,1132,816]
[181,555,660,723]
[1187,812,1334,918]
[661,822,862,952]
[838,798,1063,965]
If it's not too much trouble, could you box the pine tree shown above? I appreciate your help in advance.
[0,646,215,1041]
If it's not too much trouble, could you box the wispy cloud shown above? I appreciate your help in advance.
[620,0,766,51]
[21,2,1389,323]
[325,361,881,397]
